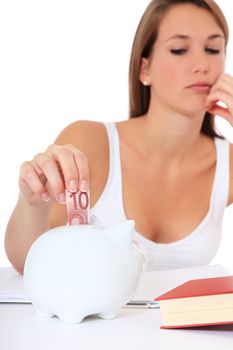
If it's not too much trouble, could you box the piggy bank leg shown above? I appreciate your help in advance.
[58,312,85,324]
[36,308,55,319]
[98,311,118,320]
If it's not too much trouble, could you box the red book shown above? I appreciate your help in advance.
[155,275,233,329]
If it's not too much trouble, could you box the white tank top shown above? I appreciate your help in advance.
[90,122,230,270]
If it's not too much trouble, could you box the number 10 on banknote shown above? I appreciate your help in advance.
[65,189,90,225]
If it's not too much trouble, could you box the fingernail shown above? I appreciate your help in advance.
[68,179,78,192]
[41,192,50,202]
[58,192,66,204]
[80,180,88,192]
[71,217,81,225]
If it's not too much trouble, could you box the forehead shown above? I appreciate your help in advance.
[157,4,224,40]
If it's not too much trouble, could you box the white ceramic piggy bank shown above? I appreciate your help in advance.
[24,220,146,323]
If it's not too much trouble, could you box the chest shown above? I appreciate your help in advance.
[121,152,216,243]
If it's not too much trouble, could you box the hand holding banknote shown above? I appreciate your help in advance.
[19,144,90,214]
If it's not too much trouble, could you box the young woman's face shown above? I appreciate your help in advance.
[143,4,226,116]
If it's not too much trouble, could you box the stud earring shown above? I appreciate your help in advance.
[144,81,149,86]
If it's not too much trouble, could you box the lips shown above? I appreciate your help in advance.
[187,82,211,93]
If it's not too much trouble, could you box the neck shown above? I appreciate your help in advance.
[136,103,207,164]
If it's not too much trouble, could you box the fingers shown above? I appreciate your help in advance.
[33,152,67,203]
[206,73,233,126]
[47,144,89,192]
[209,74,233,95]
[19,144,89,205]
[207,104,233,126]
[69,146,89,192]
[19,161,51,202]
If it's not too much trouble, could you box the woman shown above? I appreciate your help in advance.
[5,0,233,274]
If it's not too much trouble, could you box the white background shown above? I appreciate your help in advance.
[0,0,233,269]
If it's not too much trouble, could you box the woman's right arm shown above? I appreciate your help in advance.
[4,120,105,275]
[5,142,89,275]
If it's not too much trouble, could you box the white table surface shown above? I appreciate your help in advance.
[1,265,233,350]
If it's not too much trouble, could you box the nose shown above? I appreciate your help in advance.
[191,50,209,74]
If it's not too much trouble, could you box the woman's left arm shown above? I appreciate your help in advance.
[206,73,233,205]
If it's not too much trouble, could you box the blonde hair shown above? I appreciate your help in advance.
[129,0,229,138]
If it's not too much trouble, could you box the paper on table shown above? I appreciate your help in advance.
[124,265,231,308]
[0,264,231,304]
[133,264,231,301]
[0,290,30,303]
[124,300,160,309]
[0,267,31,304]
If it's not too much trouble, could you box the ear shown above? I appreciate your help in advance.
[139,58,151,86]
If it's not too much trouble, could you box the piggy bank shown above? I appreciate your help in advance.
[23,220,146,323]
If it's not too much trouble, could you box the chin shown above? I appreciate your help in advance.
[183,100,207,116]
[175,105,206,119]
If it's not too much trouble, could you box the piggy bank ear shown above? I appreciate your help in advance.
[106,220,135,248]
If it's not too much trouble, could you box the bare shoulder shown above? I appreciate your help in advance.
[229,143,233,205]
[55,120,108,155]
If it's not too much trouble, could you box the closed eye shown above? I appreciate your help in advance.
[170,48,221,56]
[205,48,220,54]
[170,49,187,55]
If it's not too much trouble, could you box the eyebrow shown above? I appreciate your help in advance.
[165,34,225,42]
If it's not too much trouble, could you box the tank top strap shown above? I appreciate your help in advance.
[89,122,126,226]
[103,122,122,188]
[210,137,230,216]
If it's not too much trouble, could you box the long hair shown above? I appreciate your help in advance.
[129,0,229,139]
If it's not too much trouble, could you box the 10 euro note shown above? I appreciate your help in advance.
[65,189,90,225]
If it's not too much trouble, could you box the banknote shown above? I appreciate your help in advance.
[65,189,90,225]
